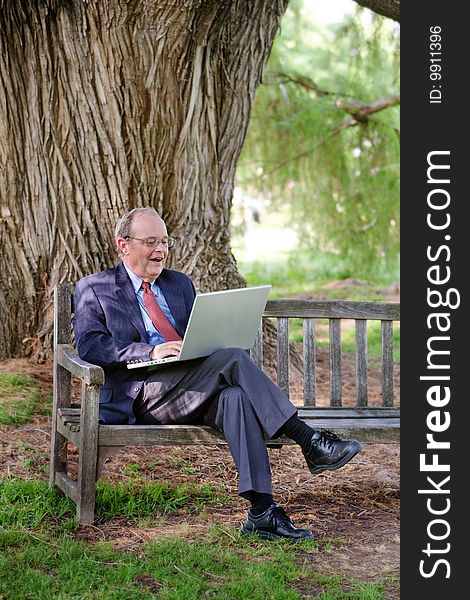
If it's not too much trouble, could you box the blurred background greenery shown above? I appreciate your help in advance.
[231,0,400,293]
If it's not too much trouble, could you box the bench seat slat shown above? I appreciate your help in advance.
[98,422,398,445]
[297,407,400,418]
[99,425,226,446]
[297,425,400,444]
[299,418,400,428]
[57,409,400,447]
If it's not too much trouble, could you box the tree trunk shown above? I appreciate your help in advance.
[0,0,289,360]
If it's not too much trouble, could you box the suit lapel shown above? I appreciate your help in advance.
[115,262,148,341]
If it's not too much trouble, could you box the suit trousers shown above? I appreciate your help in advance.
[134,347,297,495]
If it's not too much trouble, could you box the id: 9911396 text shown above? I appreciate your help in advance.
[429,25,442,104]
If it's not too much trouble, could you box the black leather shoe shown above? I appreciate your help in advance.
[304,430,362,475]
[241,503,314,541]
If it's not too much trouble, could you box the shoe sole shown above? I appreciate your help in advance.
[241,525,282,540]
[240,524,313,541]
[308,440,363,475]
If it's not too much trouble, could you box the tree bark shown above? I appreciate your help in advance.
[0,0,288,359]
[352,0,400,23]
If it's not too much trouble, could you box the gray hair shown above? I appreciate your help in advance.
[115,207,163,255]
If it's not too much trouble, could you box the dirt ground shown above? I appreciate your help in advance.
[0,357,400,598]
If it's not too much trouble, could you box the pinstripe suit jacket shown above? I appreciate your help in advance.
[73,262,196,424]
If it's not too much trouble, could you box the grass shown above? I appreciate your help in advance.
[307,573,392,599]
[0,373,51,425]
[0,478,228,528]
[0,479,398,600]
[0,526,314,600]
[1,479,302,597]
[0,508,394,599]
[96,480,227,520]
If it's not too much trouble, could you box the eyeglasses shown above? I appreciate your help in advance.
[125,236,176,248]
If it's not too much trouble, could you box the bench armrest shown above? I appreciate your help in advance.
[56,344,105,386]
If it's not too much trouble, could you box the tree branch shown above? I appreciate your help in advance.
[265,94,400,175]
[333,95,400,131]
[272,72,335,97]
[352,0,400,23]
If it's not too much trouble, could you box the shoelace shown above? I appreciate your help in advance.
[317,429,341,450]
[267,505,291,528]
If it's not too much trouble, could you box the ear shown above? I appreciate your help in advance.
[117,237,129,255]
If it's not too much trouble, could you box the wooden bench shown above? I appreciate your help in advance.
[49,284,400,524]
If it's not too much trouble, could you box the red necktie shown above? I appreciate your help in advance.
[141,281,182,342]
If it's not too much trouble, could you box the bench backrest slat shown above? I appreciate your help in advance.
[250,320,264,369]
[355,319,368,407]
[264,299,399,321]
[53,284,73,409]
[329,318,342,406]
[54,284,72,345]
[381,320,395,407]
[277,317,290,398]
[302,318,316,406]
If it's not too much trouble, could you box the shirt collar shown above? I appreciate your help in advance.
[122,263,156,293]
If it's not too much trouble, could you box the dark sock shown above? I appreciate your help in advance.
[280,414,316,454]
[241,491,274,516]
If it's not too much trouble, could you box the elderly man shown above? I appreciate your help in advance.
[73,207,362,541]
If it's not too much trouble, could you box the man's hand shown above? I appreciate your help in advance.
[150,341,182,360]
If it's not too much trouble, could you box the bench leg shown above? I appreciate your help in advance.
[76,384,100,525]
[49,363,71,488]
[49,431,68,489]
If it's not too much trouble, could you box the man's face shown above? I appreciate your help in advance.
[118,214,170,281]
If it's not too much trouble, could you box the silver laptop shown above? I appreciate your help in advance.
[127,284,271,369]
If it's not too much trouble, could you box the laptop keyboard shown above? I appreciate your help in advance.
[126,356,178,369]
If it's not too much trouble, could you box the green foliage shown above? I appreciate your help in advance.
[238,252,397,299]
[236,1,400,280]
[0,373,51,425]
